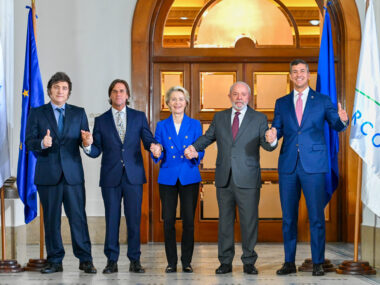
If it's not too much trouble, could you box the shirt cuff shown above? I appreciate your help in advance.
[83,144,91,154]
[270,138,278,147]
[41,140,46,149]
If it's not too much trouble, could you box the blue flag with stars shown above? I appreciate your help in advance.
[17,7,44,224]
[316,6,340,206]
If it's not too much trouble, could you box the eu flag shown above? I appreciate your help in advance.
[17,7,44,224]
[316,6,339,206]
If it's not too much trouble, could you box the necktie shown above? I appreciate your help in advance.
[116,111,126,143]
[56,108,64,135]
[295,92,303,126]
[232,111,240,140]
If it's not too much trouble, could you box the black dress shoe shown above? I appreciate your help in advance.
[79,261,97,274]
[129,260,145,273]
[41,263,63,274]
[165,265,177,273]
[243,264,258,274]
[182,265,193,273]
[276,262,297,275]
[102,260,118,274]
[312,263,324,276]
[215,263,232,274]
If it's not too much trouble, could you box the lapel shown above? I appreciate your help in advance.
[61,104,73,138]
[164,114,184,152]
[124,107,134,145]
[224,108,233,143]
[105,108,123,145]
[300,88,317,128]
[42,103,60,138]
[234,106,253,142]
[286,92,299,128]
[177,114,191,149]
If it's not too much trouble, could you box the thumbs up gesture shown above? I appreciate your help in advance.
[43,129,52,148]
[81,130,93,147]
[338,102,348,122]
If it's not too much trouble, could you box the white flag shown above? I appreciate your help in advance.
[349,0,380,216]
[0,42,11,188]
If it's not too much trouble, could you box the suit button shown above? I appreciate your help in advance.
[122,149,124,151]
[298,131,301,134]
[121,160,123,163]
[183,145,186,148]
[169,137,171,140]
[296,144,299,147]
[173,155,176,158]
[180,155,183,158]
[171,146,174,149]
[185,136,188,139]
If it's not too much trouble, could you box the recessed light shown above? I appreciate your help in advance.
[180,17,188,20]
[309,20,320,26]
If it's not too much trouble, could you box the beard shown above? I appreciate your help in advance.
[232,101,247,111]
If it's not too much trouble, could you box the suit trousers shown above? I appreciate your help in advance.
[37,175,92,264]
[279,156,326,264]
[159,180,199,267]
[101,170,143,262]
[216,171,260,265]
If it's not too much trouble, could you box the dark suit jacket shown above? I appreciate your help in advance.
[271,88,347,174]
[193,106,276,189]
[25,103,89,185]
[152,114,205,186]
[87,107,156,187]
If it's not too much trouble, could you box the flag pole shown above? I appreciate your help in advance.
[0,185,23,272]
[24,0,47,271]
[336,158,376,274]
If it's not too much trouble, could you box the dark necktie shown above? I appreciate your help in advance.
[56,108,64,135]
[232,111,240,140]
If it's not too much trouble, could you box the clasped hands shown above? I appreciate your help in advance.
[150,143,162,158]
[265,127,277,144]
[184,145,198,159]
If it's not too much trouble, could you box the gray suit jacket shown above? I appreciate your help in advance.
[193,106,276,189]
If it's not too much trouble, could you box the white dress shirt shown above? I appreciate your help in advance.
[293,87,309,111]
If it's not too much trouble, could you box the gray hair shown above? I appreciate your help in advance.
[290,59,310,73]
[229,81,251,95]
[165,86,190,108]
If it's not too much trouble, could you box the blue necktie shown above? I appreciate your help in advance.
[56,108,64,135]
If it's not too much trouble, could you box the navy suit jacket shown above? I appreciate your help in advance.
[272,88,347,174]
[152,114,204,186]
[25,103,89,185]
[87,107,156,187]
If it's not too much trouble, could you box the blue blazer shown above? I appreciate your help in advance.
[272,89,348,174]
[87,107,156,187]
[25,103,89,185]
[153,114,204,186]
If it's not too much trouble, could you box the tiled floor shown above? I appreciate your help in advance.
[0,243,378,284]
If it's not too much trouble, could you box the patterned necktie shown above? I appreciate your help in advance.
[295,92,303,126]
[232,111,240,140]
[56,108,64,135]
[116,111,126,143]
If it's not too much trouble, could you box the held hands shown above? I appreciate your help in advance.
[265,127,277,144]
[150,143,162,158]
[184,145,198,159]
[43,129,52,148]
[338,102,348,122]
[81,130,93,147]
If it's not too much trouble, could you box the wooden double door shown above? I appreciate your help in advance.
[150,61,339,243]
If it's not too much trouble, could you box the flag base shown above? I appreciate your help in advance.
[0,260,24,273]
[24,258,48,272]
[298,258,336,272]
[336,260,376,275]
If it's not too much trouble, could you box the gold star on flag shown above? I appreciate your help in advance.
[23,90,29,97]
[19,143,23,150]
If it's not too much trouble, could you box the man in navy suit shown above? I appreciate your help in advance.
[82,79,160,274]
[270,59,348,276]
[25,72,96,274]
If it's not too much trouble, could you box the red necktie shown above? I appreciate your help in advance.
[232,111,240,140]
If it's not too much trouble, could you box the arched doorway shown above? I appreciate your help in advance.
[132,0,361,243]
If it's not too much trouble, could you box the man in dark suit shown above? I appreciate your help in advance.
[185,81,277,274]
[25,72,96,274]
[82,79,160,274]
[270,59,348,276]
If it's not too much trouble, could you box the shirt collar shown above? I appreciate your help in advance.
[50,101,66,110]
[112,106,126,116]
[294,86,310,98]
[232,105,247,116]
